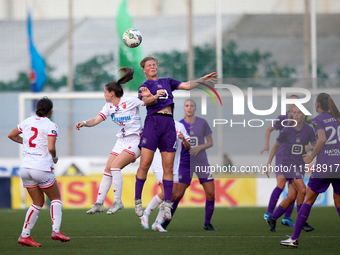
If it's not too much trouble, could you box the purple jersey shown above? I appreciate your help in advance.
[277,122,316,168]
[311,112,340,177]
[179,117,213,168]
[138,78,181,116]
[273,111,310,158]
[273,111,290,131]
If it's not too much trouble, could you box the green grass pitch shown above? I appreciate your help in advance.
[0,207,339,255]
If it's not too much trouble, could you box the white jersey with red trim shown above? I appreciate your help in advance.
[18,116,58,171]
[99,95,144,137]
[152,121,190,173]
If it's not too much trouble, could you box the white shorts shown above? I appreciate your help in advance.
[152,149,179,184]
[20,167,56,189]
[153,171,179,184]
[111,135,141,162]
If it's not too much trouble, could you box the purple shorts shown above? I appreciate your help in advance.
[178,162,214,186]
[139,113,177,152]
[308,176,340,195]
[284,172,304,184]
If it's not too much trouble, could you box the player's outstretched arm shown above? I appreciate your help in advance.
[75,115,103,130]
[178,72,218,91]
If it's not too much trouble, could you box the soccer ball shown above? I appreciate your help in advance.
[122,28,142,48]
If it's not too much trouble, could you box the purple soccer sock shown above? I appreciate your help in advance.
[163,199,180,224]
[284,201,294,218]
[163,179,173,202]
[291,203,312,240]
[337,206,340,218]
[135,176,146,199]
[204,199,215,225]
[297,204,302,213]
[171,199,180,216]
[272,205,287,220]
[267,187,283,214]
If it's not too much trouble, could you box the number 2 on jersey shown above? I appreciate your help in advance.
[29,127,38,148]
[325,126,340,145]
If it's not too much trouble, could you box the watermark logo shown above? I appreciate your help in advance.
[197,82,222,115]
[200,85,311,116]
[197,84,312,128]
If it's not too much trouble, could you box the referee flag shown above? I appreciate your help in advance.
[27,8,46,92]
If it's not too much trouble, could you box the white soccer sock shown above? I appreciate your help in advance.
[111,168,123,203]
[96,172,112,204]
[21,204,41,237]
[145,194,163,216]
[155,201,172,223]
[50,200,62,233]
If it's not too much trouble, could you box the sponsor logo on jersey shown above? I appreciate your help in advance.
[113,116,131,122]
[296,137,300,143]
[52,130,57,135]
[122,102,127,109]
[313,123,318,131]
[142,138,147,144]
[157,84,162,88]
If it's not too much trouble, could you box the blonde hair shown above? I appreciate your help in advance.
[140,55,159,68]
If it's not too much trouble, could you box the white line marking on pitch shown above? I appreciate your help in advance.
[72,236,340,239]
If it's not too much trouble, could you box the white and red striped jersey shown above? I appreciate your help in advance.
[18,116,58,171]
[99,95,144,137]
[152,120,190,173]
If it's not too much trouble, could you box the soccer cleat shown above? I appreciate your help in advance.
[203,224,217,231]
[161,201,172,221]
[51,231,70,242]
[266,215,277,232]
[140,212,149,230]
[134,198,143,217]
[281,217,295,227]
[263,213,271,221]
[18,235,41,247]
[302,222,315,232]
[280,236,298,248]
[107,201,124,215]
[152,222,168,232]
[86,203,105,214]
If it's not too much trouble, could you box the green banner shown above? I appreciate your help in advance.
[116,0,144,91]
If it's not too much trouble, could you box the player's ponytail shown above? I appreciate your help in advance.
[36,97,53,117]
[317,93,340,126]
[105,66,134,98]
[117,66,134,85]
